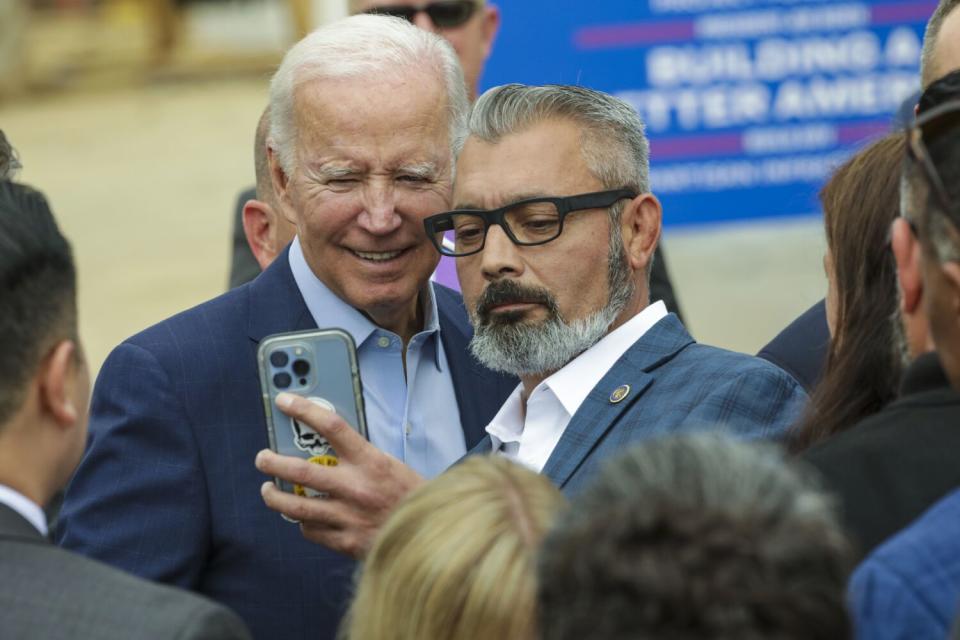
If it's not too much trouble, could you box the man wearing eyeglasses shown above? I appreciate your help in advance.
[257,83,807,553]
[56,16,516,640]
[842,80,960,639]
[350,0,499,100]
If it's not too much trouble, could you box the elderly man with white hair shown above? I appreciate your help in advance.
[55,15,516,640]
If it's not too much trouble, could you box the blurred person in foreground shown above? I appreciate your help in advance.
[256,84,806,551]
[800,72,960,561]
[230,1,685,325]
[342,455,565,640]
[845,92,960,639]
[56,16,516,640]
[538,433,852,640]
[757,0,960,392]
[0,132,250,640]
[790,133,906,452]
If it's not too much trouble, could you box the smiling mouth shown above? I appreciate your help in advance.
[351,248,406,262]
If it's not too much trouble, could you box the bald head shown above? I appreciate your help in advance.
[253,108,276,208]
[922,0,960,88]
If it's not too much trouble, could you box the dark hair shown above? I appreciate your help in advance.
[0,181,78,424]
[538,434,852,640]
[0,130,21,180]
[791,134,905,451]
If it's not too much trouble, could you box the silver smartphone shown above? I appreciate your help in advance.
[257,328,368,495]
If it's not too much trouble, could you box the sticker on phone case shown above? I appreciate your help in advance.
[293,454,340,497]
[291,397,337,457]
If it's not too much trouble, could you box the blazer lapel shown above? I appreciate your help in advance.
[541,314,694,488]
[247,246,317,344]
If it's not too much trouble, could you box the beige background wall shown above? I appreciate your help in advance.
[1,1,827,376]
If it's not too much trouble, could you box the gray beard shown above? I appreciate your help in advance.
[468,227,635,378]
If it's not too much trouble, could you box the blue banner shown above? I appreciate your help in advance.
[481,0,935,225]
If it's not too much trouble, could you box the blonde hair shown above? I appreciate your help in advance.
[342,455,566,640]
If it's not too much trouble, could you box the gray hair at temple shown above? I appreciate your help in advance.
[461,84,651,201]
[538,433,852,640]
[0,130,21,180]
[268,13,470,175]
[921,0,960,88]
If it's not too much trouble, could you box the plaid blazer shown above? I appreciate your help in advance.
[55,247,516,640]
[470,314,807,494]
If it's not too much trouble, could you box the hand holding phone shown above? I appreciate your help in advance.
[256,394,426,558]
[257,329,368,495]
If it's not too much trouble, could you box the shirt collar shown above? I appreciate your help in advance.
[288,237,444,371]
[485,301,668,449]
[485,383,525,451]
[542,301,668,417]
[0,483,47,536]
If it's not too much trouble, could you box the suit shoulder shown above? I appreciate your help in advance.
[679,342,806,389]
[118,286,250,354]
[0,541,250,639]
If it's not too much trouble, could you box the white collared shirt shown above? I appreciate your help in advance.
[486,301,668,472]
[0,483,47,536]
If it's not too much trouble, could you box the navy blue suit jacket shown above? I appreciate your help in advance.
[849,487,960,640]
[56,249,516,640]
[756,299,830,393]
[470,314,807,494]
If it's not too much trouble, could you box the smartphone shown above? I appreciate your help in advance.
[257,328,368,496]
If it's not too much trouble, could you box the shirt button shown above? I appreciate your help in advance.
[377,336,391,348]
[405,423,412,437]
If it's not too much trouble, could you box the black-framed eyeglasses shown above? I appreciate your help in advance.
[424,188,638,257]
[906,99,960,223]
[363,0,478,28]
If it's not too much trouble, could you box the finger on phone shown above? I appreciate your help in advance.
[256,449,331,489]
[260,481,347,529]
[275,392,368,459]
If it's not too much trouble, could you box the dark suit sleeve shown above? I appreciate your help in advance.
[684,361,808,440]
[56,341,211,589]
[228,187,262,290]
[649,244,684,324]
[756,300,830,393]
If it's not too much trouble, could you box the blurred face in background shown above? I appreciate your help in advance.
[352,0,500,99]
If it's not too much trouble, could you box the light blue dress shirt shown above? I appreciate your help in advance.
[288,237,465,478]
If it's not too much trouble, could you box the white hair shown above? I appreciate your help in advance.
[268,14,469,174]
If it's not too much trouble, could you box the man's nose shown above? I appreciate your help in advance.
[412,10,440,32]
[480,224,523,280]
[357,184,402,235]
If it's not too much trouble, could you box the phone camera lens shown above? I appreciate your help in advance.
[273,372,292,389]
[270,350,289,368]
[292,359,311,377]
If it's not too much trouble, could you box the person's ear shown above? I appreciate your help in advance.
[621,193,661,273]
[479,4,501,60]
[892,218,923,314]
[243,200,282,270]
[38,340,82,429]
[268,144,292,208]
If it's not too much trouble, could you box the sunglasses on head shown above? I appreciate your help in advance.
[363,0,478,28]
[906,99,960,221]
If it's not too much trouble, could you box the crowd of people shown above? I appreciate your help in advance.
[2,0,960,638]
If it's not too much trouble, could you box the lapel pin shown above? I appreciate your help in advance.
[609,384,631,404]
